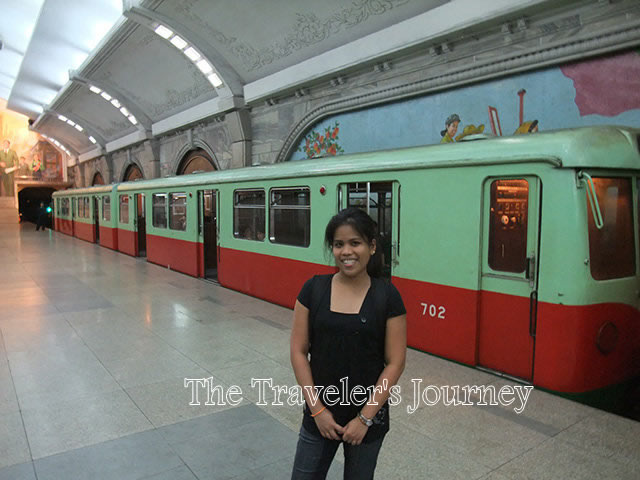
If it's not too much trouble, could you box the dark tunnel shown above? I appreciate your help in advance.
[18,187,55,227]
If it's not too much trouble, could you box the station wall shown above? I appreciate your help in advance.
[289,49,640,161]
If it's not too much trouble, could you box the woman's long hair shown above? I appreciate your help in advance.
[324,207,383,277]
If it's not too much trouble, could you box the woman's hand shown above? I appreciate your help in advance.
[313,409,344,441]
[341,417,368,445]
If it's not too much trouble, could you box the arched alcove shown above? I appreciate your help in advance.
[92,172,105,185]
[123,163,144,182]
[177,148,216,175]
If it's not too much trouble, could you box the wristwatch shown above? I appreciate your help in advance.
[358,411,373,427]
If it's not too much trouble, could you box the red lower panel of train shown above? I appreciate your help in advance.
[56,218,73,236]
[218,247,335,309]
[395,276,640,394]
[117,229,138,256]
[146,233,200,276]
[74,221,95,243]
[89,234,639,396]
[99,226,118,250]
[535,301,640,393]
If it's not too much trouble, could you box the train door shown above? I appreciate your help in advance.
[135,194,146,256]
[478,177,541,381]
[340,181,398,281]
[198,190,218,280]
[71,197,76,236]
[93,196,100,243]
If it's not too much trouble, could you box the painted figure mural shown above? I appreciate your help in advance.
[291,49,640,161]
[440,114,460,143]
[0,99,63,195]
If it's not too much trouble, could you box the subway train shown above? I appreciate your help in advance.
[53,125,640,410]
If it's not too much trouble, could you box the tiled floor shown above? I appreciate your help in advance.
[0,220,639,479]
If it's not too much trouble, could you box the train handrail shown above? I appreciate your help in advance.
[577,171,604,230]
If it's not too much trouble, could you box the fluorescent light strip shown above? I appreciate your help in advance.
[207,73,223,87]
[154,24,173,39]
[170,35,187,50]
[55,115,95,145]
[88,84,139,127]
[184,47,200,61]
[196,59,212,74]
[154,23,223,89]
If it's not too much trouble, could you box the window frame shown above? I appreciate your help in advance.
[487,178,530,274]
[169,192,187,231]
[152,193,168,229]
[268,186,311,247]
[102,195,111,221]
[119,194,129,224]
[586,176,635,280]
[233,188,266,241]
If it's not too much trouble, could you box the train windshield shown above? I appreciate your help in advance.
[586,177,635,280]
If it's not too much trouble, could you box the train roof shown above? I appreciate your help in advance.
[55,126,639,196]
[53,184,117,197]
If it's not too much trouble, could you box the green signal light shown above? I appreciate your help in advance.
[46,207,52,213]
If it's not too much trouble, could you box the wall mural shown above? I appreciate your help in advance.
[290,49,640,161]
[0,99,64,196]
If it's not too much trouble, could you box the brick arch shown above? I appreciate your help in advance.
[121,162,144,182]
[171,139,220,175]
[91,171,105,185]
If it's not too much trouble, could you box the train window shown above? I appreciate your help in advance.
[269,187,310,247]
[169,193,187,231]
[72,198,76,217]
[346,182,393,277]
[587,177,634,280]
[84,197,90,218]
[234,189,265,240]
[488,179,528,273]
[119,195,129,224]
[78,197,84,218]
[152,193,168,229]
[102,196,111,221]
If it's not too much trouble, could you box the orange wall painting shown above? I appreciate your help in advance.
[0,98,63,196]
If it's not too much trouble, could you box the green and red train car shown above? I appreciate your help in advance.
[52,126,640,407]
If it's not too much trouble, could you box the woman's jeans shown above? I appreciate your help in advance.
[291,424,385,479]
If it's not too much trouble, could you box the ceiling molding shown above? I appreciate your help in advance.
[45,108,106,150]
[71,73,153,134]
[123,5,244,98]
[245,0,552,103]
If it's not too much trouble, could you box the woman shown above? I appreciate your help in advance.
[440,113,461,143]
[290,208,407,479]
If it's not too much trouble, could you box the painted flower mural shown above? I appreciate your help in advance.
[298,121,344,159]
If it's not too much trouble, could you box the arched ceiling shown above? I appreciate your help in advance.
[1,0,562,159]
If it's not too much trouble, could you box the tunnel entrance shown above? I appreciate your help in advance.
[18,187,56,226]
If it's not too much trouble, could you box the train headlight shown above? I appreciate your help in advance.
[596,321,618,354]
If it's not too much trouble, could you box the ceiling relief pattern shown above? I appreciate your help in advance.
[60,91,134,140]
[39,117,87,153]
[159,0,421,75]
[91,27,215,122]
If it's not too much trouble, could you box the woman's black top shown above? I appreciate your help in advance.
[297,274,406,442]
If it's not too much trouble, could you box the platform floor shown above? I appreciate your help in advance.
[0,221,639,480]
